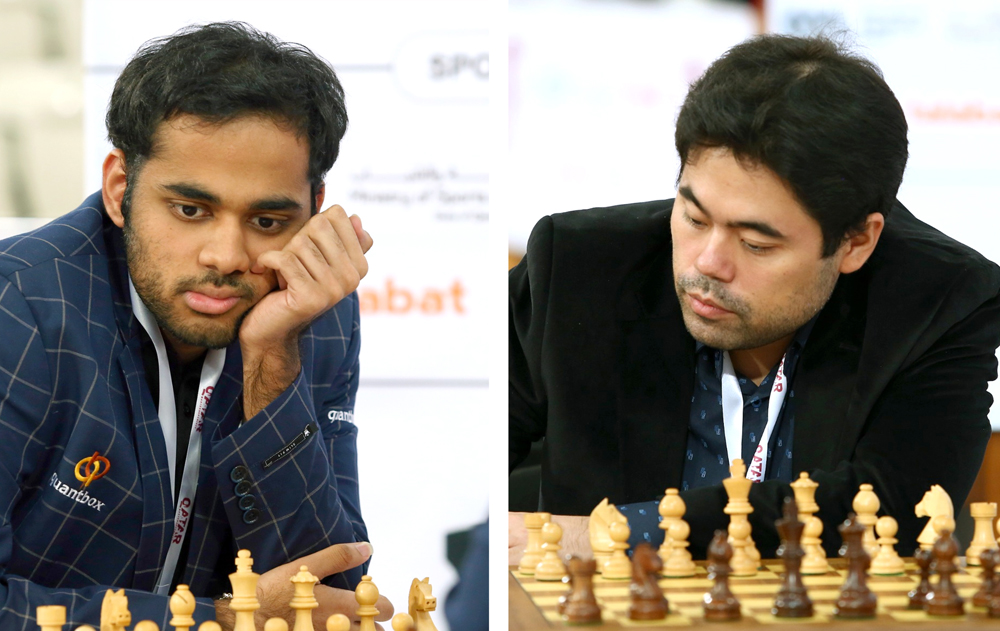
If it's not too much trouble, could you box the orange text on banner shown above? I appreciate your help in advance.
[359,278,466,315]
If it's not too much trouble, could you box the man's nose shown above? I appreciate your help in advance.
[693,232,736,283]
[198,218,250,274]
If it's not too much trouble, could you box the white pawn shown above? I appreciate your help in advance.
[535,522,568,581]
[36,606,65,631]
[657,489,685,566]
[198,623,223,631]
[728,518,757,577]
[134,622,159,631]
[870,516,906,575]
[391,613,415,631]
[519,512,551,575]
[853,484,880,559]
[265,619,290,631]
[967,502,998,566]
[801,516,830,575]
[356,575,381,631]
[664,520,696,578]
[325,614,350,631]
[602,521,632,580]
[229,550,261,631]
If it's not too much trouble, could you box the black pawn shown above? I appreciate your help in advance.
[908,548,933,609]
[703,530,741,622]
[925,529,964,616]
[773,497,813,618]
[834,513,877,618]
[973,548,998,608]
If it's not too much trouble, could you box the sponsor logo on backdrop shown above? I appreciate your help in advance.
[359,278,467,315]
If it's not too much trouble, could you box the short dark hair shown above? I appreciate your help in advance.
[675,34,908,257]
[107,21,347,208]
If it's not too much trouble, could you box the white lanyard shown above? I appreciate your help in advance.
[128,278,226,595]
[721,351,787,483]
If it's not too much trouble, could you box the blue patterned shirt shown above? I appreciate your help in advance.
[619,318,815,548]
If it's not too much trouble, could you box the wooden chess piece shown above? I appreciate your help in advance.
[290,566,320,631]
[728,517,756,577]
[916,484,954,551]
[870,516,906,575]
[389,613,414,631]
[556,571,573,615]
[990,555,1000,618]
[791,473,829,575]
[101,588,131,631]
[852,484,880,559]
[535,522,568,581]
[627,543,669,620]
[925,528,964,616]
[229,550,261,631]
[773,497,813,618]
[407,578,438,631]
[356,575,381,631]
[563,557,602,624]
[198,623,223,631]
[833,513,877,618]
[589,499,626,574]
[169,585,196,631]
[519,512,551,576]
[703,531,741,621]
[265,619,290,631]
[133,622,159,631]
[664,520,697,578]
[36,606,65,631]
[973,547,999,608]
[325,614,350,631]
[908,547,934,609]
[968,502,999,566]
[657,488,685,566]
[723,459,759,573]
[602,520,632,580]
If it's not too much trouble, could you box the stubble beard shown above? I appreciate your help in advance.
[122,210,256,351]
[674,259,839,351]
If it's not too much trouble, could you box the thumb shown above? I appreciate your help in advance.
[294,541,373,580]
[350,214,373,254]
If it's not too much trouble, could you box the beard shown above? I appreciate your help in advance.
[122,211,256,350]
[674,260,839,351]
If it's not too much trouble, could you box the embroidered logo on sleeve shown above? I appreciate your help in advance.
[327,409,355,424]
[262,423,318,469]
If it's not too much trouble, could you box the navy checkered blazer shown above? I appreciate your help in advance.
[0,192,368,629]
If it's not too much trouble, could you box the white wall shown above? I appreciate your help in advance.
[80,1,489,624]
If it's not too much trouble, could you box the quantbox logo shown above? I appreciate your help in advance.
[75,451,110,488]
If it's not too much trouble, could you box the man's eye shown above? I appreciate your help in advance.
[180,205,199,217]
[253,216,285,231]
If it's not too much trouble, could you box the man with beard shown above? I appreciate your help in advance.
[0,22,392,630]
[509,35,1000,561]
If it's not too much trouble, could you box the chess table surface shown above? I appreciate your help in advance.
[509,558,998,630]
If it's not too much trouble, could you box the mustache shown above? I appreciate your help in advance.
[175,273,256,300]
[676,274,749,315]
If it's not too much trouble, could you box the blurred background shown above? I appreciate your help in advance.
[508,0,1000,541]
[0,0,487,626]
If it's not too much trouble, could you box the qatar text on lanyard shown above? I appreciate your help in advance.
[721,351,788,483]
[128,278,226,595]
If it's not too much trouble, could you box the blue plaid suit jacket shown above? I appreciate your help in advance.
[0,192,368,629]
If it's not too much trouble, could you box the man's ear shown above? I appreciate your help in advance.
[314,183,326,214]
[837,212,885,274]
[102,149,128,229]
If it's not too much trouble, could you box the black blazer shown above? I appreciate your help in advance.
[509,199,1000,557]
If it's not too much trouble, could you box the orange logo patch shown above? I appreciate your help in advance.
[74,451,110,488]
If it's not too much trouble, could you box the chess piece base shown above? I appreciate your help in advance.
[833,591,877,618]
[563,602,602,625]
[704,599,741,622]
[925,593,964,617]
[628,598,668,621]
[773,592,814,618]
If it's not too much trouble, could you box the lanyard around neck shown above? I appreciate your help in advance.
[721,351,788,483]
[128,278,226,594]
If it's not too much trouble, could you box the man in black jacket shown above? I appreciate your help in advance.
[509,34,1000,560]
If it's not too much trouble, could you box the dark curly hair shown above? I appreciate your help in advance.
[107,21,347,211]
[675,34,908,257]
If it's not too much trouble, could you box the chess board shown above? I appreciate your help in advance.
[509,559,998,629]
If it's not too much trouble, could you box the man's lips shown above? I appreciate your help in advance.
[687,293,734,318]
[183,290,242,315]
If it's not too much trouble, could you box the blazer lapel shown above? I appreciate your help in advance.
[617,246,695,503]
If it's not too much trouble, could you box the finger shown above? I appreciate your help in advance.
[318,205,366,266]
[294,222,364,288]
[374,595,394,621]
[257,250,316,296]
[294,541,373,580]
[350,214,373,254]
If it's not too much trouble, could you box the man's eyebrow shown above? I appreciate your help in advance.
[678,184,786,240]
[162,183,220,205]
[160,183,303,212]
